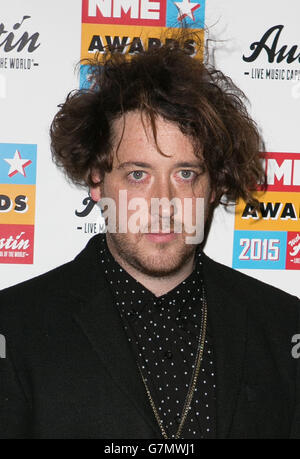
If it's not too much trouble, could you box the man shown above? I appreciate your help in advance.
[0,35,299,439]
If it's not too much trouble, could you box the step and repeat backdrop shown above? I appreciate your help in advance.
[0,0,299,296]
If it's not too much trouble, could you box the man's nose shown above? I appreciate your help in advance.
[151,177,176,219]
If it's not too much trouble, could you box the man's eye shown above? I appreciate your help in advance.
[128,171,146,181]
[178,170,196,180]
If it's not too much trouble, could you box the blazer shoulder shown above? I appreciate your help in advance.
[0,260,75,298]
[0,260,79,321]
[202,251,300,314]
[0,234,107,321]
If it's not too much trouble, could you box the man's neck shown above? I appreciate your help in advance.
[105,236,196,298]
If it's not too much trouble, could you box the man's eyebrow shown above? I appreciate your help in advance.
[117,161,153,169]
[173,161,205,168]
[116,161,205,169]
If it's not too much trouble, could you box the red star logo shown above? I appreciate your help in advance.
[174,0,201,22]
[4,150,32,178]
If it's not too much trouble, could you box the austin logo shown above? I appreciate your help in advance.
[243,25,300,64]
[0,16,40,53]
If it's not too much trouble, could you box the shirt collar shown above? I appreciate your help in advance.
[98,233,204,314]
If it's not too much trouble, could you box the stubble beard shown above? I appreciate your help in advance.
[106,232,197,278]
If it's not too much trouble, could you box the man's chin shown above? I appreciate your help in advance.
[129,257,186,278]
[128,246,194,278]
[106,232,196,277]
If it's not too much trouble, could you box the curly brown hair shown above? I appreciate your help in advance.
[50,30,266,208]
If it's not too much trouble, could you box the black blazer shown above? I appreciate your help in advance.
[0,234,299,439]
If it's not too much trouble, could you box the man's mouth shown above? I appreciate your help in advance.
[145,232,177,242]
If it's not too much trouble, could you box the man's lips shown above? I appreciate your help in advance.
[145,232,177,242]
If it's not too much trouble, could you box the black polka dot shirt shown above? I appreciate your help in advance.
[98,233,217,439]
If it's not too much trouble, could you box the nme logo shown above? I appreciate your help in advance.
[260,153,300,192]
[82,0,166,26]
[88,0,160,19]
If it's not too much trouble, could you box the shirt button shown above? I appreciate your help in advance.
[164,350,173,359]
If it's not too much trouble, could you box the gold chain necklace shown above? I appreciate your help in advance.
[138,285,208,440]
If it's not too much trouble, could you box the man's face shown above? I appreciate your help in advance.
[91,111,214,277]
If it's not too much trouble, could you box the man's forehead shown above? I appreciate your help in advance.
[112,144,202,168]
[113,112,187,140]
[111,111,201,164]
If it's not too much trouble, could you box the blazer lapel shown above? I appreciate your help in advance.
[202,253,248,439]
[72,287,160,436]
[68,237,160,437]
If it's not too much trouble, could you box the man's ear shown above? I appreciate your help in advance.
[209,188,216,205]
[89,170,102,202]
